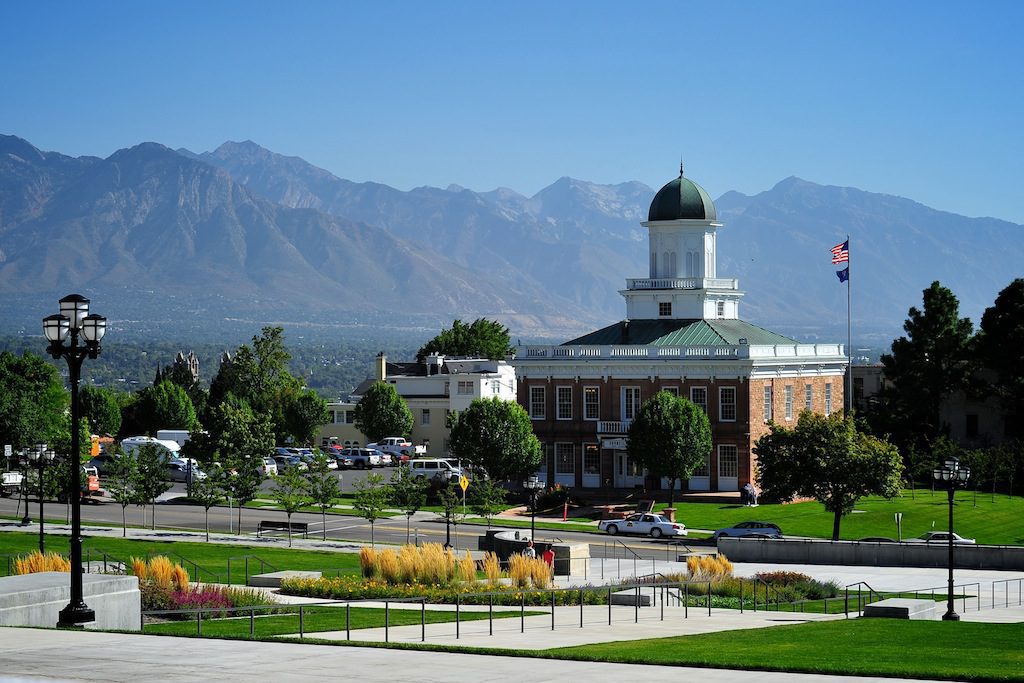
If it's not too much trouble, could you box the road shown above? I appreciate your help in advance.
[0,469,696,562]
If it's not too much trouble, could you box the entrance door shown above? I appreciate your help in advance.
[614,451,645,488]
[717,445,738,491]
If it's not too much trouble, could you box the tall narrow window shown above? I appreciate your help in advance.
[717,301,725,317]
[718,445,738,478]
[825,383,833,416]
[785,385,793,420]
[583,444,600,476]
[556,386,572,420]
[622,387,641,421]
[555,443,575,475]
[583,386,600,421]
[529,386,546,420]
[421,409,430,426]
[805,384,813,411]
[763,385,773,421]
[690,386,708,413]
[719,387,737,422]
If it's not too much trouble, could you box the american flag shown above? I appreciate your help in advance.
[831,240,849,264]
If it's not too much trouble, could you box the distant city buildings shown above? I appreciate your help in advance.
[511,167,848,492]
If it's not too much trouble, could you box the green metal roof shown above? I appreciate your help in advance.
[648,171,717,221]
[563,319,797,347]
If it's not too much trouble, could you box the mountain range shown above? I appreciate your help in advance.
[1,133,1020,345]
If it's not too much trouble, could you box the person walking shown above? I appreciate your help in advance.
[522,539,536,559]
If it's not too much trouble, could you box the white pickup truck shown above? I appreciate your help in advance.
[1,471,23,497]
[366,437,426,463]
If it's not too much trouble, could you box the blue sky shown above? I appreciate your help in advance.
[2,1,1023,222]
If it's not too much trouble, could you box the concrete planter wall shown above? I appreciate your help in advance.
[478,529,590,576]
[0,572,141,631]
[719,537,1024,570]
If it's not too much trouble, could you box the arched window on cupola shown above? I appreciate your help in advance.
[650,251,657,277]
[669,252,677,277]
[662,252,670,278]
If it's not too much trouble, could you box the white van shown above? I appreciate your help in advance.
[407,458,462,484]
[120,436,181,461]
[156,429,191,448]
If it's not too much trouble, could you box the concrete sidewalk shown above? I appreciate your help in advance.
[0,626,947,683]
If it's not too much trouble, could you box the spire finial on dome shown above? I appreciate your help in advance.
[679,157,685,177]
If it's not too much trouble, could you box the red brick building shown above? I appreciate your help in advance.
[512,168,846,492]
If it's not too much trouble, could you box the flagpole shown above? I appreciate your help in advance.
[846,234,852,415]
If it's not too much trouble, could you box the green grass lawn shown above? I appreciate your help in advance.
[546,619,1024,682]
[144,604,541,638]
[0,532,361,583]
[650,489,1024,545]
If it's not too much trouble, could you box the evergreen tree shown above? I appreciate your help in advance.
[976,279,1024,437]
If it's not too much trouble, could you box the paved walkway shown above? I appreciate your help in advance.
[0,626,948,683]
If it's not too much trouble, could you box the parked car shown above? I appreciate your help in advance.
[599,513,686,538]
[914,531,976,544]
[366,437,425,463]
[272,455,308,472]
[296,451,337,470]
[258,457,278,478]
[337,448,382,469]
[407,458,463,485]
[857,536,897,543]
[166,459,207,482]
[712,521,782,541]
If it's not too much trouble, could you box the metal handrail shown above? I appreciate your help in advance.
[226,555,280,586]
[992,577,1023,609]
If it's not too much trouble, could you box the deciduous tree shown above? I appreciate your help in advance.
[755,412,903,540]
[416,318,511,363]
[352,472,389,547]
[389,466,429,543]
[304,452,341,540]
[353,381,413,444]
[627,391,712,508]
[447,397,542,481]
[135,443,171,530]
[270,465,309,547]
[80,386,123,437]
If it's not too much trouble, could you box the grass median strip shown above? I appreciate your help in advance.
[545,619,1024,682]
[144,605,544,638]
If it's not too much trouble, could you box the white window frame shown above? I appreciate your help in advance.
[717,301,725,317]
[421,408,430,426]
[805,384,813,411]
[556,385,573,421]
[785,385,793,420]
[529,386,546,420]
[583,386,600,421]
[622,386,641,421]
[555,442,575,475]
[658,301,672,317]
[690,386,708,413]
[457,380,473,395]
[583,444,600,475]
[719,386,737,422]
[718,444,738,478]
[763,385,773,422]
[692,453,710,477]
[662,386,680,397]
[825,383,833,416]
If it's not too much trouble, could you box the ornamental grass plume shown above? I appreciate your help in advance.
[171,564,190,591]
[687,553,733,581]
[131,557,148,581]
[507,553,531,588]
[377,548,401,584]
[14,550,70,574]
[359,547,378,579]
[457,551,477,585]
[397,544,422,584]
[420,544,449,585]
[482,552,502,587]
[148,556,175,591]
[529,557,551,589]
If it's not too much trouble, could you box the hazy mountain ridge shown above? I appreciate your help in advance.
[0,137,595,337]
[3,134,1022,345]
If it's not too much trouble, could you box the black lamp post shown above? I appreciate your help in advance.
[43,293,106,628]
[932,455,971,621]
[28,443,57,553]
[523,475,545,540]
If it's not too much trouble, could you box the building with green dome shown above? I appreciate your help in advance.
[512,167,847,493]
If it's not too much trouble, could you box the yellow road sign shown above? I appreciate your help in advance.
[459,475,469,492]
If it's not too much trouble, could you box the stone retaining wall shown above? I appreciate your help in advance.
[0,572,140,630]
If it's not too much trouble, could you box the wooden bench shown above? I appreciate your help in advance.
[257,520,309,538]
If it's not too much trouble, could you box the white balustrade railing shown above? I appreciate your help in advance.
[625,277,738,290]
[516,343,845,362]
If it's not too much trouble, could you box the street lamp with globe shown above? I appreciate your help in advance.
[523,475,545,541]
[932,455,971,621]
[43,294,106,628]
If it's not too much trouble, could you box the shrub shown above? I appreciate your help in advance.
[14,551,70,574]
[482,552,502,586]
[536,484,568,510]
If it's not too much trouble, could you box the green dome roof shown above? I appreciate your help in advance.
[648,170,716,221]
